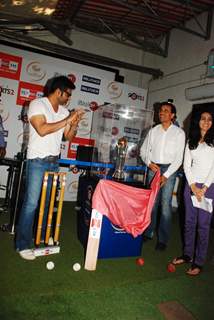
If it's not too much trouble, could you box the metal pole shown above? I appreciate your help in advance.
[10,160,24,235]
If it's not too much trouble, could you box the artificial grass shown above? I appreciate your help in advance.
[1,202,214,319]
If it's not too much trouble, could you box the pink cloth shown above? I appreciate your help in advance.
[92,171,160,237]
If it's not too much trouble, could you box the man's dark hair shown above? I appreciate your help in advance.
[43,76,75,96]
[188,110,214,150]
[159,101,177,121]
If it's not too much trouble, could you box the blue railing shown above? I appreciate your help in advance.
[58,159,146,171]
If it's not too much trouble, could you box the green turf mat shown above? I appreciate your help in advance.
[1,202,214,319]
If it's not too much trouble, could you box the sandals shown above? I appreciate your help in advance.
[186,263,202,276]
[172,255,203,276]
[172,254,192,265]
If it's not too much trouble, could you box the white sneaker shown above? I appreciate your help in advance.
[19,249,36,260]
[48,237,54,246]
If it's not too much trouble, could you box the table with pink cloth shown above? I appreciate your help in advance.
[92,171,160,238]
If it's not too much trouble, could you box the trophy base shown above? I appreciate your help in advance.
[112,171,125,180]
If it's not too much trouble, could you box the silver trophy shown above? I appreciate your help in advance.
[112,137,128,180]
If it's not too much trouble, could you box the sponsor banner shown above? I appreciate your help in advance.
[0,44,150,202]
[81,85,100,95]
[0,78,19,125]
[0,45,116,201]
[60,141,69,159]
[128,92,145,103]
[65,169,81,201]
[0,52,22,80]
[122,83,147,107]
[67,137,95,159]
[0,42,114,84]
[0,85,16,97]
[107,81,123,99]
[21,56,79,87]
[25,61,47,82]
[16,81,44,105]
[124,127,140,135]
[58,167,80,201]
[9,107,23,157]
[103,110,120,120]
[105,80,147,108]
[82,75,101,86]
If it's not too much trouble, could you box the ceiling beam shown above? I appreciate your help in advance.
[108,0,176,27]
[172,0,210,11]
[108,0,213,42]
[0,12,72,45]
[0,12,69,27]
[124,32,169,57]
[68,0,87,23]
[0,31,163,78]
[0,10,168,56]
[40,21,72,45]
[177,10,213,40]
[206,8,213,40]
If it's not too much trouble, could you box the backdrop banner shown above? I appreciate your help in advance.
[0,44,147,201]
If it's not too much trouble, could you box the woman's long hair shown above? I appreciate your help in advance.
[188,111,214,150]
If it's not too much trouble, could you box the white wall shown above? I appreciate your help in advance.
[11,27,152,92]
[145,11,214,128]
[57,12,214,127]
[58,30,150,88]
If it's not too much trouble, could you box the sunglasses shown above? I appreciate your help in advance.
[63,90,72,98]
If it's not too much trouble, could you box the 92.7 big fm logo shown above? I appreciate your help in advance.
[0,52,22,80]
[16,81,44,105]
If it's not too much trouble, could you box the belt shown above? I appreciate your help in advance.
[43,155,59,163]
[155,163,170,167]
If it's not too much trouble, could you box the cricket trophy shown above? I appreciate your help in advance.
[112,136,128,180]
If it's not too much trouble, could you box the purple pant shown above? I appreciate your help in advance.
[184,183,214,266]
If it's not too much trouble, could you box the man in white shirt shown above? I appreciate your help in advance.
[140,101,185,250]
[15,75,84,260]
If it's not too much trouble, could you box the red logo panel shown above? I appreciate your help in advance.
[67,137,95,159]
[16,81,44,105]
[0,52,22,80]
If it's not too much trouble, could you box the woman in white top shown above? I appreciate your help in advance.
[173,111,214,275]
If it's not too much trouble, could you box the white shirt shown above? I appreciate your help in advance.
[140,123,185,178]
[184,142,214,187]
[27,97,69,159]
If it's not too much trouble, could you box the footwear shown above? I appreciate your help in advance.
[172,254,192,265]
[155,242,167,251]
[186,263,202,276]
[48,237,54,246]
[19,249,36,260]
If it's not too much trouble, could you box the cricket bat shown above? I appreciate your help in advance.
[84,209,103,271]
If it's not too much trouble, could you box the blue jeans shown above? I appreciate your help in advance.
[144,165,177,244]
[15,158,59,251]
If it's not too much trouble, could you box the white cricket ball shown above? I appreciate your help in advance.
[73,263,81,272]
[46,261,55,270]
